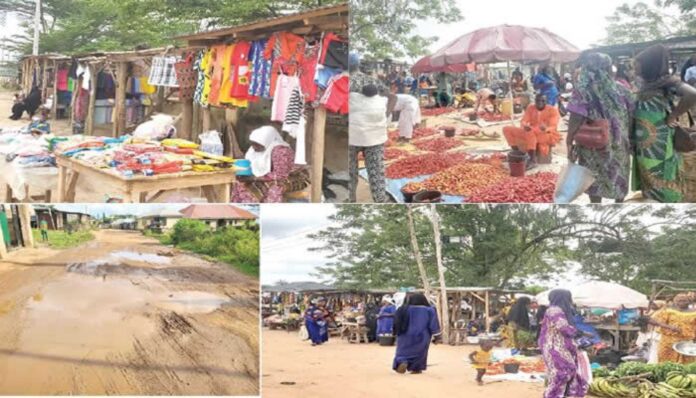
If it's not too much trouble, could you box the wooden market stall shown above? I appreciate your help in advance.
[20,53,71,119]
[175,3,349,203]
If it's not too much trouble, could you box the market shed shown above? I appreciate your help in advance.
[20,53,71,119]
[588,35,696,59]
[176,3,350,202]
[433,287,521,334]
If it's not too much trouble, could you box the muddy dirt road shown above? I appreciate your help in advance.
[262,330,544,398]
[0,229,259,395]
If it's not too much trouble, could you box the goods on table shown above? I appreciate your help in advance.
[421,163,508,196]
[414,137,465,152]
[466,172,557,203]
[421,107,457,117]
[385,152,470,179]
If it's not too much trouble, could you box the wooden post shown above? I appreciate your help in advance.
[112,62,128,137]
[407,206,431,297]
[51,60,58,120]
[201,106,211,132]
[85,64,98,135]
[225,107,243,158]
[485,290,491,332]
[310,106,327,203]
[430,204,449,343]
[181,97,194,141]
[41,59,48,101]
[19,204,34,249]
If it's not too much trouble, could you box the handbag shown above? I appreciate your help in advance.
[573,118,610,150]
[674,126,696,152]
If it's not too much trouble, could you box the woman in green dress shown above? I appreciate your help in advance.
[632,44,696,202]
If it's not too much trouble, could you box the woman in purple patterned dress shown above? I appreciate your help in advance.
[539,289,588,398]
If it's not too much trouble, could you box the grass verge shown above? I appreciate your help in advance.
[32,229,95,249]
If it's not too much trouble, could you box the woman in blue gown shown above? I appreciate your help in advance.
[304,297,330,346]
[533,65,560,106]
[376,296,397,336]
[392,293,442,374]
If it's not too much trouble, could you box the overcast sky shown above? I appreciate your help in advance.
[414,0,654,58]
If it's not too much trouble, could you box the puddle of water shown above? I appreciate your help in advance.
[107,251,172,264]
[155,291,230,314]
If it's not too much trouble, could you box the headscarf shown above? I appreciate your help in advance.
[506,296,531,330]
[635,44,680,94]
[548,289,576,327]
[245,126,289,177]
[393,293,430,335]
[569,52,632,142]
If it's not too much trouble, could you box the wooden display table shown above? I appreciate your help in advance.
[56,156,236,203]
[594,323,640,351]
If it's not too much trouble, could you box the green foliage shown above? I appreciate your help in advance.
[168,220,259,276]
[309,205,696,293]
[350,0,463,60]
[602,1,696,45]
[3,0,342,55]
[32,228,94,249]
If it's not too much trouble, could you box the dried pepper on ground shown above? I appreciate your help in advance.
[385,152,470,179]
[421,163,508,196]
[465,172,558,203]
[414,137,465,152]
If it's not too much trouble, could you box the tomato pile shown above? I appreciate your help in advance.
[401,182,425,193]
[414,137,465,152]
[385,152,470,179]
[421,107,457,117]
[466,172,558,203]
[422,163,509,196]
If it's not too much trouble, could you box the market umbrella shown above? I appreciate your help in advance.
[430,24,581,67]
[411,55,474,74]
[535,281,649,310]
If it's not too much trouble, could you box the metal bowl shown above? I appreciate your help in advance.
[673,341,696,356]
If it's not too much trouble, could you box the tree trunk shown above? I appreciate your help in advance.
[407,206,430,297]
[429,204,449,343]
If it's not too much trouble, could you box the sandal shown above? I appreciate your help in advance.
[396,362,408,374]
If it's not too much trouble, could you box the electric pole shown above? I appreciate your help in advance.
[32,0,40,55]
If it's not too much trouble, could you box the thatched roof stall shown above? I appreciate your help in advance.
[176,3,349,202]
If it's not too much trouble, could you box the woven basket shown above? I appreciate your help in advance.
[174,54,197,100]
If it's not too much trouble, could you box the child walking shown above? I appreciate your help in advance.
[469,339,495,385]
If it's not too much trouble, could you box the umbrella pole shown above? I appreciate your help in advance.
[507,61,513,120]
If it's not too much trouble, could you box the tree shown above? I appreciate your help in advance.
[350,0,463,60]
[428,204,449,343]
[407,205,430,296]
[602,1,696,45]
[2,0,343,55]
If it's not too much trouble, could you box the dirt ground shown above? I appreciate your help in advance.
[262,329,544,398]
[356,107,647,203]
[0,229,259,395]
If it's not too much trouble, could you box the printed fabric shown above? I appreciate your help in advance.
[282,86,306,165]
[148,56,180,87]
[249,39,272,99]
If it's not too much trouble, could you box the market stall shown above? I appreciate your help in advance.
[176,3,349,203]
[19,54,71,120]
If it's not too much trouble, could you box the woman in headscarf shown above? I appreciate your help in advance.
[632,44,696,202]
[376,295,397,337]
[533,65,560,106]
[648,293,696,364]
[539,289,588,398]
[232,125,307,203]
[304,297,330,346]
[504,297,532,349]
[566,52,635,203]
[392,293,441,374]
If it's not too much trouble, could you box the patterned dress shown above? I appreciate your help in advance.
[539,306,588,398]
[652,309,696,364]
[567,58,635,200]
[231,146,298,203]
[632,89,685,202]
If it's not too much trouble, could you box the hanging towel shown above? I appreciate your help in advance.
[148,56,180,87]
[282,86,306,164]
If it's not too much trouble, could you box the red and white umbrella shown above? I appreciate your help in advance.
[411,55,474,74]
[430,24,581,67]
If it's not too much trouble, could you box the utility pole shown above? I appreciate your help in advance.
[32,0,41,55]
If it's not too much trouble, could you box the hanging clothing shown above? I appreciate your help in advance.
[217,43,237,105]
[315,65,342,89]
[56,69,69,91]
[207,44,226,106]
[319,32,348,70]
[229,40,252,106]
[249,39,272,99]
[140,77,156,95]
[148,56,179,87]
[264,32,305,95]
[392,305,440,372]
[272,74,301,122]
[282,86,306,165]
[321,74,349,114]
[299,43,320,102]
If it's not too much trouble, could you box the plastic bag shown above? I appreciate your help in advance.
[554,163,595,203]
[199,130,224,156]
[132,114,176,141]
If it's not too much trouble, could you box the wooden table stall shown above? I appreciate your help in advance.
[56,156,236,203]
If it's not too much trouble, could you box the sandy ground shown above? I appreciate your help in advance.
[262,329,544,398]
[356,107,647,203]
[0,229,259,395]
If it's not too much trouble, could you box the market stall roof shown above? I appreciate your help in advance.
[179,204,257,220]
[434,286,522,294]
[586,34,696,58]
[263,281,335,293]
[430,24,581,67]
[411,54,474,74]
[20,53,70,61]
[174,3,349,44]
[536,281,649,309]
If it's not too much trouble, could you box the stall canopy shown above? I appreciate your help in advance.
[536,281,649,309]
[430,24,581,67]
[411,54,474,74]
